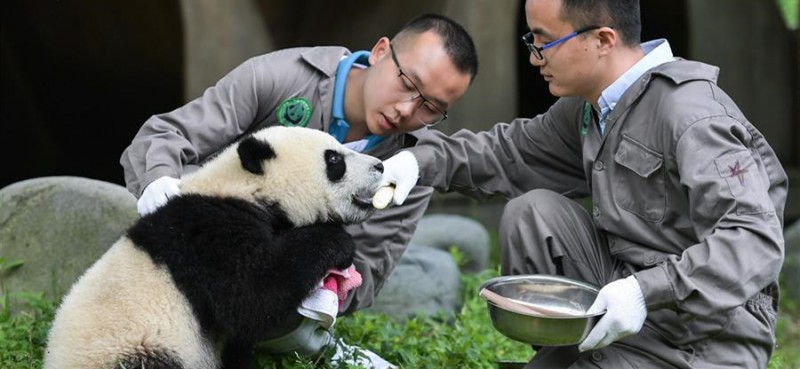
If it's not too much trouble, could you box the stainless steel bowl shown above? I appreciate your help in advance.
[479,275,604,346]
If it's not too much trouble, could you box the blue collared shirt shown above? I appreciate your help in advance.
[329,51,386,152]
[597,39,675,134]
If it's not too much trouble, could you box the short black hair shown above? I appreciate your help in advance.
[392,13,479,81]
[561,0,641,47]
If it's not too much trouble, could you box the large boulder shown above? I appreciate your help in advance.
[409,214,490,274]
[365,214,489,320]
[366,245,461,320]
[0,176,137,303]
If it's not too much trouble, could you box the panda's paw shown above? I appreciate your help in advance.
[332,248,356,270]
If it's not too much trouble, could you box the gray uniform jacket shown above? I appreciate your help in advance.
[410,59,788,346]
[120,46,434,312]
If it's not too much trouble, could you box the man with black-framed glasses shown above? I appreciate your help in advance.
[381,0,786,368]
[120,13,478,368]
[388,43,449,127]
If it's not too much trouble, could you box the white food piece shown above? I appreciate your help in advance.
[372,186,395,209]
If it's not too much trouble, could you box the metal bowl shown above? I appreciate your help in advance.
[479,275,604,346]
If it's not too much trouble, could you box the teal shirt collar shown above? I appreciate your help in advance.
[330,50,386,151]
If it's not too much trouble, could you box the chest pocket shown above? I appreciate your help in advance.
[614,135,666,222]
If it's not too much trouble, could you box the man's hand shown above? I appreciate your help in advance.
[578,275,647,352]
[137,176,181,215]
[380,151,419,206]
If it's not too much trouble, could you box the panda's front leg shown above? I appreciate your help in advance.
[244,223,355,335]
[279,222,356,277]
[263,222,356,315]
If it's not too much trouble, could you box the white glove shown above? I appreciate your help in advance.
[380,151,419,206]
[578,275,647,352]
[331,338,397,369]
[137,176,181,215]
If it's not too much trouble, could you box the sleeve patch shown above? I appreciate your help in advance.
[713,150,772,215]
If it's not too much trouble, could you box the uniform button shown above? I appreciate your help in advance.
[591,351,604,362]
[593,206,600,218]
[593,160,605,171]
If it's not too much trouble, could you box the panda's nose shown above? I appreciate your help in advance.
[374,163,384,173]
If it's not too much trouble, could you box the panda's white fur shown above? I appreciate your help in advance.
[44,126,384,369]
[180,125,381,226]
[44,238,216,368]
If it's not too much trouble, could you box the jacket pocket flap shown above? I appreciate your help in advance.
[614,136,663,178]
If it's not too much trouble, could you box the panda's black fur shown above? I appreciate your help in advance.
[127,194,355,368]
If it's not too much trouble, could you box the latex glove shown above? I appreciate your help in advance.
[379,151,419,206]
[137,176,181,215]
[578,275,647,352]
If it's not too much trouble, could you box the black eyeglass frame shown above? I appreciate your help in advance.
[522,25,603,60]
[388,43,448,127]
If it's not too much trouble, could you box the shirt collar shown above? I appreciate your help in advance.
[597,39,674,121]
[332,51,370,120]
[330,50,386,151]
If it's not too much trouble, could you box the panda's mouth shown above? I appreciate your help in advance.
[351,192,374,210]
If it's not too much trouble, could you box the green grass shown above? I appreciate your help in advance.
[0,269,533,369]
[2,268,799,369]
[0,291,54,368]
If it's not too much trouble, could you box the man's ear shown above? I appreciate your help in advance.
[597,26,617,56]
[368,36,392,66]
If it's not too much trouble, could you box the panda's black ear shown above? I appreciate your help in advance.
[237,136,276,175]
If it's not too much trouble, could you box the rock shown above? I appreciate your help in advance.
[409,214,490,274]
[366,245,461,320]
[0,176,137,303]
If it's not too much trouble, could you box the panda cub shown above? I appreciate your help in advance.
[44,126,385,369]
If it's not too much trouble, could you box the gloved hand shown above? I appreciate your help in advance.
[137,176,181,215]
[379,151,419,206]
[578,275,647,352]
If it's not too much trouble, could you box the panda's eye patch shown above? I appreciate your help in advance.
[325,150,346,182]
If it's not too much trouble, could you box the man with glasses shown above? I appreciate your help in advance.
[381,1,786,368]
[120,13,477,367]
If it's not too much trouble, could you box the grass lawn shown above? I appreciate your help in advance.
[2,267,799,369]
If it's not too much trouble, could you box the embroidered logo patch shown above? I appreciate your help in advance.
[714,150,769,215]
[277,97,312,127]
[728,160,747,186]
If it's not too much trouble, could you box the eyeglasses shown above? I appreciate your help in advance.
[522,25,602,60]
[389,44,448,127]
